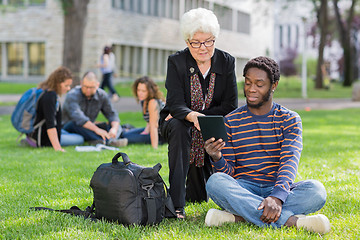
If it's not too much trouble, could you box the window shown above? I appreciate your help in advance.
[2,0,45,6]
[287,25,291,46]
[213,4,232,31]
[7,42,24,76]
[237,11,250,34]
[28,42,45,76]
[279,25,283,48]
[113,0,181,20]
[0,46,2,75]
[112,44,176,80]
[0,42,45,79]
[112,0,125,9]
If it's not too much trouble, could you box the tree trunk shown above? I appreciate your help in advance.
[61,0,90,86]
[314,0,328,89]
[333,0,357,87]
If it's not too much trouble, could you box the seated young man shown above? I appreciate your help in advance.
[203,56,331,234]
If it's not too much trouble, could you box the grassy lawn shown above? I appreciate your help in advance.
[1,109,360,239]
[0,76,353,99]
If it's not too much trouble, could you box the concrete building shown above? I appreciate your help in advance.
[0,0,274,83]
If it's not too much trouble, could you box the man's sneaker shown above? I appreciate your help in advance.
[108,138,128,147]
[205,209,235,227]
[297,214,331,234]
[88,139,105,146]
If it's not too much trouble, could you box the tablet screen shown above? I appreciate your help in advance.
[198,115,228,142]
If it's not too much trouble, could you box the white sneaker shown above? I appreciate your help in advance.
[297,214,331,234]
[205,209,235,227]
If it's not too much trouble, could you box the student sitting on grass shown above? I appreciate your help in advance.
[27,67,84,151]
[62,71,127,147]
[121,76,165,149]
[203,56,331,234]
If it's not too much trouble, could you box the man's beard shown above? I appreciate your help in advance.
[244,86,272,109]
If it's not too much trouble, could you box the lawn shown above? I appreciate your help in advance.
[0,76,354,99]
[0,109,360,239]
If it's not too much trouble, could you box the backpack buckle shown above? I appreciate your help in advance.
[142,183,154,198]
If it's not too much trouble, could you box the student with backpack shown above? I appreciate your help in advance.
[26,66,84,151]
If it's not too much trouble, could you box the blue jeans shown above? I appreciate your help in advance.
[100,72,118,96]
[206,172,327,228]
[63,121,122,142]
[60,129,84,146]
[121,127,150,144]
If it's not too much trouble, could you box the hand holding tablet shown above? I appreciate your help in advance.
[197,115,228,142]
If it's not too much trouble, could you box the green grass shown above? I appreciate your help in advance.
[1,109,360,239]
[0,76,353,99]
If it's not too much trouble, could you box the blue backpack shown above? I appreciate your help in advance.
[11,87,46,139]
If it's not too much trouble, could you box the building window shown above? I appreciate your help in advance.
[112,0,181,20]
[279,25,283,48]
[7,42,24,76]
[287,25,291,46]
[28,42,45,76]
[213,4,232,31]
[237,11,250,34]
[0,42,45,79]
[112,44,176,80]
[1,0,45,6]
[0,46,2,76]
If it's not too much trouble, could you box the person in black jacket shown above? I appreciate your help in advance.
[159,8,238,219]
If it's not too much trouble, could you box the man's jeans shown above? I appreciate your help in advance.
[63,121,122,142]
[121,127,150,144]
[206,172,327,228]
[60,129,84,146]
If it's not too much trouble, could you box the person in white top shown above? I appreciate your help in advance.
[98,46,120,101]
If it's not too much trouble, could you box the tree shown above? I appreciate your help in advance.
[333,0,358,86]
[311,0,328,89]
[60,0,90,85]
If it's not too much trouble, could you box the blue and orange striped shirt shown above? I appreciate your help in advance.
[211,103,303,202]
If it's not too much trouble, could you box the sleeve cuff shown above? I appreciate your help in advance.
[210,156,226,170]
[270,186,289,203]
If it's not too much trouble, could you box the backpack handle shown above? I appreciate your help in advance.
[112,152,131,165]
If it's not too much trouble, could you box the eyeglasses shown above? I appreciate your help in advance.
[82,85,97,90]
[188,39,215,48]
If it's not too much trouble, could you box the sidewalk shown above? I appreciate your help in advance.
[1,94,360,115]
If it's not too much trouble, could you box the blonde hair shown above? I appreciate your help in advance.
[180,8,220,41]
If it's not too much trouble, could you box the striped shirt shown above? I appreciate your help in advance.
[212,103,303,202]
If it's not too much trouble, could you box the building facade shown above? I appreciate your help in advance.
[0,0,274,83]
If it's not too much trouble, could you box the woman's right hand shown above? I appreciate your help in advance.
[186,111,205,131]
[165,114,173,121]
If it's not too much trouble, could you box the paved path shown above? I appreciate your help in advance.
[1,94,360,115]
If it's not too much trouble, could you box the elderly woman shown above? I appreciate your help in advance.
[159,8,238,219]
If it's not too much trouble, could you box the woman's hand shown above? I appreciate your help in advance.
[165,114,173,121]
[186,111,205,131]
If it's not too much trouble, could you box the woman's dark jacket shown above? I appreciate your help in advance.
[160,48,238,123]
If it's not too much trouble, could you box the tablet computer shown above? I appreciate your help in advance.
[198,115,228,142]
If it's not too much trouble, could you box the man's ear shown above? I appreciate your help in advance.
[272,81,279,92]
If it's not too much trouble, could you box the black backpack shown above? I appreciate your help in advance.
[90,152,175,225]
[32,152,176,225]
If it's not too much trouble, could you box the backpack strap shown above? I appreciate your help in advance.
[141,183,158,224]
[163,182,177,218]
[30,204,96,221]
